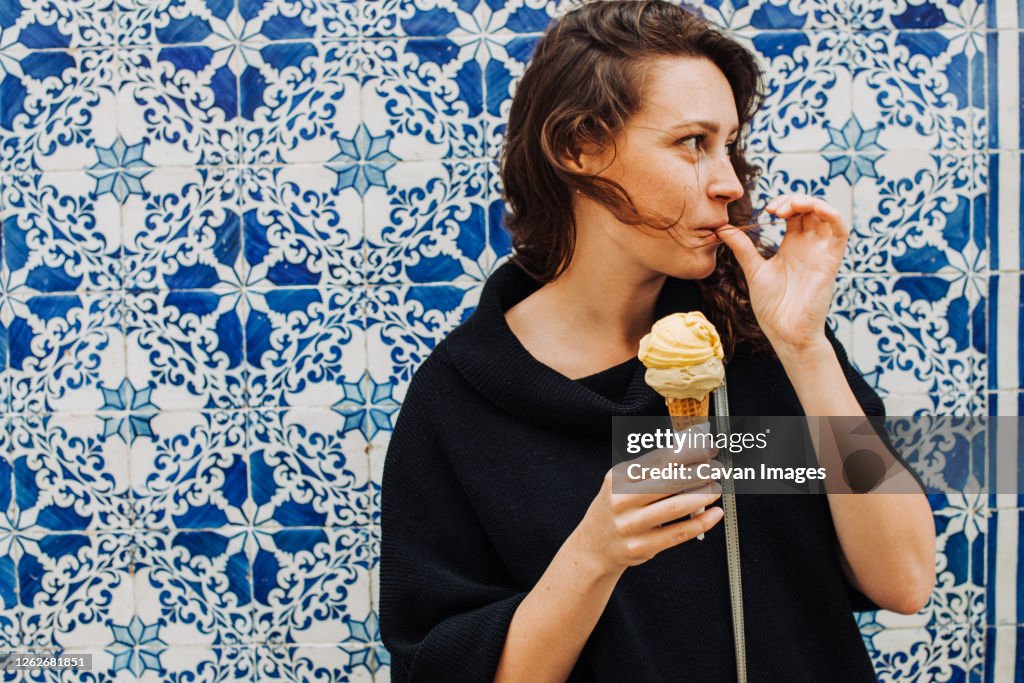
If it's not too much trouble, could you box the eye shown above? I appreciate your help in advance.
[675,135,703,152]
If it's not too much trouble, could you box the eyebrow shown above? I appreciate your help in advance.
[669,120,740,135]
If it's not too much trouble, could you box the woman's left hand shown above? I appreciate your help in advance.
[714,193,849,357]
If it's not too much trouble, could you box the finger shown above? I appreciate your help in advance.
[632,481,723,531]
[779,195,848,239]
[715,223,765,275]
[647,504,724,549]
[610,458,720,504]
[764,193,796,213]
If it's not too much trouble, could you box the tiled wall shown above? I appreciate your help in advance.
[0,0,1020,680]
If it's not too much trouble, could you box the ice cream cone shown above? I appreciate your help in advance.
[639,312,725,542]
[666,395,710,432]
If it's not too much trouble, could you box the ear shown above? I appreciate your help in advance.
[561,138,609,175]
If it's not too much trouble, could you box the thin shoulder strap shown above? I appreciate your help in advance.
[714,377,746,683]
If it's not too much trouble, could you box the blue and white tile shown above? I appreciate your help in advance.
[865,624,971,682]
[0,48,117,173]
[118,0,236,46]
[117,47,241,167]
[239,41,361,166]
[118,0,358,46]
[16,531,133,649]
[987,153,1022,273]
[361,39,485,161]
[985,392,1023,510]
[839,275,983,414]
[850,151,983,275]
[367,527,388,677]
[0,419,17,649]
[363,0,554,38]
[700,0,983,32]
[0,316,7,413]
[123,165,242,292]
[100,645,257,682]
[851,30,977,152]
[132,528,255,646]
[985,29,1022,149]
[485,160,513,266]
[2,172,123,294]
[881,392,987,417]
[984,626,1023,683]
[985,507,1020,626]
[131,411,248,531]
[245,288,365,408]
[482,33,540,160]
[365,161,490,284]
[365,284,482,402]
[850,0,983,31]
[742,31,852,154]
[698,0,815,31]
[986,274,1022,391]
[248,409,373,529]
[987,0,1024,27]
[2,0,116,49]
[255,645,374,681]
[932,494,987,628]
[984,507,1021,681]
[251,526,373,645]
[10,414,132,533]
[239,0,360,42]
[7,293,125,414]
[124,291,246,411]
[241,165,364,288]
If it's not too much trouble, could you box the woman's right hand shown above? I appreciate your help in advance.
[574,437,725,574]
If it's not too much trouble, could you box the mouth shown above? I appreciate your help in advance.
[698,220,729,232]
[692,220,729,238]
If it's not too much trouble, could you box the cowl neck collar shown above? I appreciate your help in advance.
[441,260,709,435]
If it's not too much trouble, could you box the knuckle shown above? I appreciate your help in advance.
[612,517,632,537]
[624,540,645,560]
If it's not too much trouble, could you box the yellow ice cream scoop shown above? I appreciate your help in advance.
[638,312,725,402]
[638,311,724,368]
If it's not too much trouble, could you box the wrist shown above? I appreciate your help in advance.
[566,525,626,583]
[773,335,835,368]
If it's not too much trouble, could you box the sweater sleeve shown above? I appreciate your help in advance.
[380,358,528,682]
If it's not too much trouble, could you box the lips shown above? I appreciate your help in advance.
[692,220,728,235]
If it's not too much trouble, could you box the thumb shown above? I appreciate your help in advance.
[715,225,764,276]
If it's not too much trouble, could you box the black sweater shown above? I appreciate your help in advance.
[380,261,884,682]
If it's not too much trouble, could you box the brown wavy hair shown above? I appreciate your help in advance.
[499,0,775,360]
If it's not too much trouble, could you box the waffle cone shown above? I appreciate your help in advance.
[666,395,709,432]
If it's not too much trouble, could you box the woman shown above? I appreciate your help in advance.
[380,1,937,681]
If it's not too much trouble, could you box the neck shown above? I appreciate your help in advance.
[535,244,666,349]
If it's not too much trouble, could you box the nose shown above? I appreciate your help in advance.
[704,153,745,204]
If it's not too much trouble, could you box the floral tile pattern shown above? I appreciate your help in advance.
[0,0,1020,680]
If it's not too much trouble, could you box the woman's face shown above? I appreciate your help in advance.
[573,56,746,280]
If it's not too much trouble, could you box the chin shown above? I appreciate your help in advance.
[662,249,717,280]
